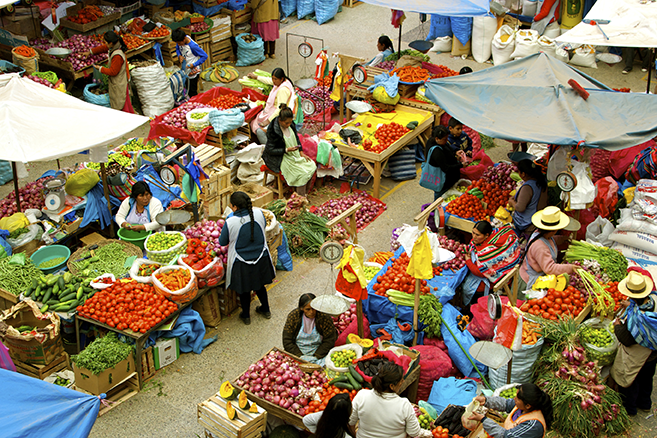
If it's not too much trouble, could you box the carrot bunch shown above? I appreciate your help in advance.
[155,268,191,292]
[522,321,542,345]
[368,251,394,264]
[14,45,36,58]
[390,66,429,83]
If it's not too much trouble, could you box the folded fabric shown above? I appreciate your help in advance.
[209,108,245,134]
[150,307,217,354]
[367,72,400,98]
[427,376,477,414]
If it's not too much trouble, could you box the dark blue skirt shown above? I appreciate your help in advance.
[228,254,276,295]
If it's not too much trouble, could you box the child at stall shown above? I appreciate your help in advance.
[172,28,208,98]
[447,118,473,157]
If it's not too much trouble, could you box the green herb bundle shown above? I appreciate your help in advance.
[418,293,443,338]
[564,241,628,281]
[0,257,42,296]
[71,333,134,375]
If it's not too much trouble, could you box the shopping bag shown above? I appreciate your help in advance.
[336,245,368,300]
[494,304,523,351]
[406,231,433,279]
[419,146,446,192]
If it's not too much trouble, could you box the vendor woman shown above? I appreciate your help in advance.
[519,207,578,290]
[509,159,547,237]
[263,104,316,196]
[248,68,297,145]
[469,383,553,438]
[115,181,164,232]
[90,31,134,113]
[283,293,337,365]
[365,35,394,66]
[463,221,521,306]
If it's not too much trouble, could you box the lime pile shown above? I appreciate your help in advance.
[146,232,186,263]
[499,386,519,399]
[580,324,616,366]
[120,138,158,153]
[330,349,356,368]
[418,411,433,430]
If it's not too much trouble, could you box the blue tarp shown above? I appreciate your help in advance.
[0,368,100,437]
[363,247,467,326]
[424,53,657,151]
[357,0,489,16]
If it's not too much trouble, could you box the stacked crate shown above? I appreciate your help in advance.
[209,14,234,62]
[195,31,213,71]
[161,39,178,65]
[220,6,252,37]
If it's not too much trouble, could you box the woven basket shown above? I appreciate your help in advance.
[67,239,143,275]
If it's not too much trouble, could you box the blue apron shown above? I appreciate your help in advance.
[125,198,151,225]
[297,324,325,366]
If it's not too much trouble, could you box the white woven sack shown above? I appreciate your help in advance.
[492,25,516,65]
[472,15,498,63]
[432,36,453,53]
[537,36,557,58]
[488,334,544,390]
[543,21,561,39]
[510,29,539,59]
[131,61,175,117]
[569,45,597,68]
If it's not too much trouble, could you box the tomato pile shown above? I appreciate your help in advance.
[77,280,177,332]
[208,94,243,110]
[433,426,461,438]
[155,268,191,292]
[429,65,459,78]
[68,5,104,24]
[519,286,588,320]
[603,281,624,312]
[372,122,410,153]
[446,193,487,221]
[122,34,148,51]
[305,385,357,414]
[468,179,511,216]
[317,72,333,88]
[144,27,170,38]
[372,252,434,296]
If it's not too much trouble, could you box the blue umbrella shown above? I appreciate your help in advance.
[424,53,657,150]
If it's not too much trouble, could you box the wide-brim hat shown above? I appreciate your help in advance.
[507,151,537,163]
[564,216,581,232]
[531,206,570,231]
[619,271,654,299]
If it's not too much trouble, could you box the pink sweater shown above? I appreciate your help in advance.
[520,238,576,283]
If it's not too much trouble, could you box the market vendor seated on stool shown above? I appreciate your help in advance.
[610,269,657,416]
[263,104,316,196]
[462,221,521,306]
[365,35,395,67]
[283,293,337,366]
[469,383,553,438]
[249,68,297,145]
[115,181,164,232]
[519,207,578,291]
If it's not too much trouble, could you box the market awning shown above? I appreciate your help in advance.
[556,0,657,48]
[423,53,657,150]
[0,76,148,163]
[356,0,489,17]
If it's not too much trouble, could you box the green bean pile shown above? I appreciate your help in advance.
[39,257,66,269]
[74,243,133,277]
[0,257,43,296]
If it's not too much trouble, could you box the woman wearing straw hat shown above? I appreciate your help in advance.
[610,270,657,416]
[519,206,579,290]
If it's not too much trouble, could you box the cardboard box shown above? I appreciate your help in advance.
[80,232,107,246]
[193,288,222,327]
[73,354,136,395]
[248,185,273,208]
[153,337,179,369]
[1,303,63,365]
[62,217,83,234]
[1,14,42,40]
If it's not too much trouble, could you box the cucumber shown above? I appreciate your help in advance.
[76,286,84,300]
[345,370,362,390]
[46,275,58,286]
[59,292,77,303]
[34,285,41,298]
[333,382,354,390]
[52,284,59,296]
[63,272,72,284]
[42,289,52,303]
[349,365,364,383]
[83,286,94,294]
[39,304,49,313]
[24,286,34,298]
[329,375,349,385]
[17,325,32,333]
[46,299,59,305]
[57,276,65,290]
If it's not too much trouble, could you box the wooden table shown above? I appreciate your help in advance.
[334,105,434,199]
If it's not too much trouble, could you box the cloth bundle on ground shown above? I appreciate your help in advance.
[235,33,265,67]
[209,108,245,134]
[149,307,217,353]
[411,344,453,402]
[368,72,400,105]
[388,147,417,180]
[427,376,477,415]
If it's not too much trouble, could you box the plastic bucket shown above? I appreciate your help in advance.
[117,228,152,250]
[31,245,71,274]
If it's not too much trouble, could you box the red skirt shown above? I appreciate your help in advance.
[251,19,279,41]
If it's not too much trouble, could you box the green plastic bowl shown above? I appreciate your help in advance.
[117,228,152,250]
[30,245,71,274]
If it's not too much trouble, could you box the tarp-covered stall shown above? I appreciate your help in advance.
[356,0,490,16]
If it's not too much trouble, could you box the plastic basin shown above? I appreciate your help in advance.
[31,245,71,274]
[117,228,152,250]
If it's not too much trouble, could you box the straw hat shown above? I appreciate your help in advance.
[564,216,581,232]
[619,271,654,299]
[531,206,570,231]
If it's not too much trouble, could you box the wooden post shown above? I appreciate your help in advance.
[336,54,366,122]
[100,163,114,235]
[326,202,362,244]
[356,300,364,338]
[412,278,421,346]
[506,359,513,385]
[11,162,20,212]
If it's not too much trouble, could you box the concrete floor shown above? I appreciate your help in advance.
[3,3,656,437]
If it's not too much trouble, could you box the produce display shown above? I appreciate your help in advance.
[235,350,329,416]
[0,179,48,219]
[161,101,212,129]
[372,252,435,297]
[8,227,30,239]
[32,34,108,71]
[154,268,191,292]
[190,111,209,120]
[481,162,518,191]
[138,263,161,277]
[77,280,178,332]
[122,34,148,51]
[520,286,588,320]
[72,242,137,278]
[437,235,468,271]
[418,293,444,338]
[183,219,228,265]
[71,333,133,374]
[67,5,106,24]
[330,349,357,368]
[428,64,459,79]
[0,257,43,297]
[120,138,158,153]
[144,26,171,39]
[499,386,519,399]
[208,94,243,110]
[565,242,628,282]
[369,122,410,153]
[385,49,430,62]
[146,232,185,252]
[305,385,357,414]
[264,195,329,256]
[39,257,67,269]
[467,179,511,217]
[315,191,385,230]
[26,272,94,313]
[522,321,542,345]
[188,21,210,33]
[368,251,393,265]
[580,322,616,365]
[86,151,133,170]
[26,73,62,89]
[603,281,625,312]
[332,302,357,333]
[390,66,430,83]
[414,405,434,429]
[446,192,487,221]
[374,60,396,70]
[433,405,472,438]
[363,265,380,281]
[536,318,630,437]
[13,45,37,58]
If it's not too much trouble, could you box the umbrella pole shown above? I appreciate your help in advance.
[11,162,21,212]
[398,23,403,54]
[647,49,655,94]
[100,163,114,235]
[357,300,364,337]
[412,278,420,346]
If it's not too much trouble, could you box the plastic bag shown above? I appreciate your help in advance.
[537,36,556,58]
[586,216,615,247]
[431,36,453,53]
[460,147,494,181]
[130,258,162,283]
[372,86,400,105]
[6,224,41,248]
[131,61,175,117]
[609,230,657,254]
[569,161,596,209]
[582,318,618,366]
[0,213,29,233]
[145,231,187,264]
[90,273,116,290]
[65,169,100,197]
[467,295,505,341]
[178,254,225,280]
[325,344,363,373]
[441,303,488,377]
[494,304,523,351]
[186,108,211,132]
[471,15,497,63]
[151,265,199,304]
[462,398,484,431]
[82,83,110,107]
[492,25,515,65]
[427,14,452,39]
[297,0,314,18]
[281,0,296,17]
[547,145,569,181]
[451,17,473,45]
[593,177,618,219]
[235,33,265,67]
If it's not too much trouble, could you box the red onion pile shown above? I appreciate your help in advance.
[235,350,329,416]
[437,235,468,271]
[374,60,396,70]
[316,192,385,230]
[188,22,210,33]
[26,74,56,89]
[556,346,608,411]
[332,302,356,333]
[161,101,212,129]
[296,85,331,116]
[31,35,108,71]
[481,162,517,191]
[183,219,228,265]
[0,180,47,219]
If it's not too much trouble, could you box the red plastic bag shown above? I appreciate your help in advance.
[335,313,370,346]
[593,177,619,219]
[494,305,523,350]
[423,337,448,351]
[460,147,494,181]
[467,295,509,341]
[412,345,453,402]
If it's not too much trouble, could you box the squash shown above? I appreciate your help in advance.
[347,333,361,344]
[249,402,259,413]
[238,390,250,410]
[359,338,374,348]
[220,381,237,400]
[226,401,237,420]
[347,333,374,349]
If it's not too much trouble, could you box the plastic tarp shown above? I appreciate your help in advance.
[357,0,489,16]
[424,53,657,151]
[0,368,101,437]
[557,0,657,48]
[0,76,148,163]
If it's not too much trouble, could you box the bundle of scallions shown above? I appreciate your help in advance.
[564,241,628,282]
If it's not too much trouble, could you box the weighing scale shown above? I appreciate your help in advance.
[352,65,367,84]
[44,177,67,213]
[311,241,350,316]
[156,210,192,226]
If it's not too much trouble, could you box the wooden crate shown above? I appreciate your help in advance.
[195,32,213,71]
[398,97,445,128]
[141,346,156,383]
[221,6,253,36]
[0,286,19,311]
[14,352,70,380]
[217,287,239,316]
[210,21,232,43]
[73,372,140,417]
[194,0,224,8]
[204,193,232,221]
[211,39,235,63]
[195,143,226,168]
[60,0,121,32]
[161,40,178,63]
[198,389,267,438]
[201,165,231,199]
[342,0,362,7]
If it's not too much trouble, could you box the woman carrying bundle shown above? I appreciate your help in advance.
[90,31,134,112]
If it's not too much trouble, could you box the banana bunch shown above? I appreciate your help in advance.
[467,188,484,199]
[201,62,239,83]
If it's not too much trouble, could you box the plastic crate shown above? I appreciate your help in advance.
[0,60,25,76]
